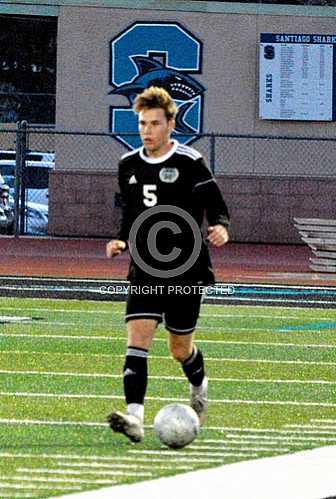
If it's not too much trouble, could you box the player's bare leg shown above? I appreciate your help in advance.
[168,332,208,425]
[107,319,157,442]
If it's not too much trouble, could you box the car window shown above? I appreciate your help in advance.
[0,165,14,176]
[3,175,14,188]
[23,166,51,189]
[0,152,15,161]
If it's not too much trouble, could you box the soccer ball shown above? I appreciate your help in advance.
[154,403,200,449]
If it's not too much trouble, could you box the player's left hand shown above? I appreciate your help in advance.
[207,224,229,247]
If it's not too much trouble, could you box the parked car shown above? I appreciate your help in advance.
[0,150,55,163]
[0,149,54,235]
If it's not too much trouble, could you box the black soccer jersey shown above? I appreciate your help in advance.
[117,139,230,284]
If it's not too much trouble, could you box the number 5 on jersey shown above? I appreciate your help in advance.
[143,184,157,207]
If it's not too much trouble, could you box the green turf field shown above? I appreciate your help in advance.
[0,296,336,498]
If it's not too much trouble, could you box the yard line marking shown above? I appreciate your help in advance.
[226,435,336,442]
[285,423,336,430]
[209,296,336,306]
[2,350,336,365]
[129,450,258,458]
[33,322,79,326]
[198,425,336,434]
[220,427,336,435]
[17,467,152,477]
[0,494,41,498]
[311,419,336,423]
[0,495,40,498]
[1,305,334,321]
[203,438,299,446]
[0,392,335,407]
[1,370,334,385]
[200,438,284,445]
[56,462,191,470]
[0,453,224,464]
[0,418,326,438]
[4,333,336,349]
[190,445,289,452]
[2,333,119,340]
[4,321,335,333]
[200,313,336,320]
[0,483,81,491]
[1,475,117,485]
[0,418,106,427]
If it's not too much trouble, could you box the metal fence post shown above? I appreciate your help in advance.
[210,133,216,173]
[14,120,27,237]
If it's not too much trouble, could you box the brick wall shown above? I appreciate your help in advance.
[48,170,336,243]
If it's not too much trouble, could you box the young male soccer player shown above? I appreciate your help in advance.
[106,86,230,442]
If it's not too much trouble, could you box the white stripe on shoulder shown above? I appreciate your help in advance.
[194,178,215,189]
[121,147,141,160]
[176,143,202,161]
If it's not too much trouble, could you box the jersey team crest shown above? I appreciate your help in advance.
[159,167,179,183]
[109,22,206,150]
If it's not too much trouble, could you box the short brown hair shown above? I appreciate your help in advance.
[133,86,177,120]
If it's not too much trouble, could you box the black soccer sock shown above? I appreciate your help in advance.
[123,346,148,405]
[181,346,205,387]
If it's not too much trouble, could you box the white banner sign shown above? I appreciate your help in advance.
[259,33,335,121]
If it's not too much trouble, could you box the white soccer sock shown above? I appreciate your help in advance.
[127,403,144,423]
[191,376,208,394]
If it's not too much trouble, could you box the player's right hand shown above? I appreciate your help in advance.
[106,239,127,258]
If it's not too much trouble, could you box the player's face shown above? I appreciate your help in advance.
[138,108,175,158]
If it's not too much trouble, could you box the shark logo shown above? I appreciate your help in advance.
[109,22,206,150]
[110,56,205,136]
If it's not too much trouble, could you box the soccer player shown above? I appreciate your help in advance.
[106,86,229,442]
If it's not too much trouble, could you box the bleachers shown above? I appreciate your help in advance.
[293,218,336,273]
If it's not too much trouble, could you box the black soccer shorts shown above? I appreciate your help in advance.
[125,283,205,335]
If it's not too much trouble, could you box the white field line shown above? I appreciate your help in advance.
[189,445,289,452]
[226,435,336,442]
[209,296,336,306]
[17,467,152,477]
[2,350,335,366]
[0,453,225,464]
[129,450,258,458]
[201,438,290,446]
[0,483,81,491]
[56,462,191,471]
[0,495,40,499]
[221,427,336,435]
[3,278,335,290]
[1,305,332,325]
[4,322,336,334]
[1,475,116,485]
[2,322,322,333]
[202,438,300,446]
[0,494,41,498]
[0,418,334,439]
[285,423,336,430]
[33,322,79,327]
[0,369,334,385]
[0,418,106,427]
[312,419,336,423]
[2,305,334,321]
[0,392,335,407]
[4,333,336,349]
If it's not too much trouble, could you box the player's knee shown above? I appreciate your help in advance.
[170,344,192,363]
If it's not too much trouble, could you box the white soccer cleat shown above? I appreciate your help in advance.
[190,376,208,425]
[107,411,144,443]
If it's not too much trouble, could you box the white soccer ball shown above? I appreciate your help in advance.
[154,403,200,449]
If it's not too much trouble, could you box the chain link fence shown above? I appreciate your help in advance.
[0,123,335,237]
